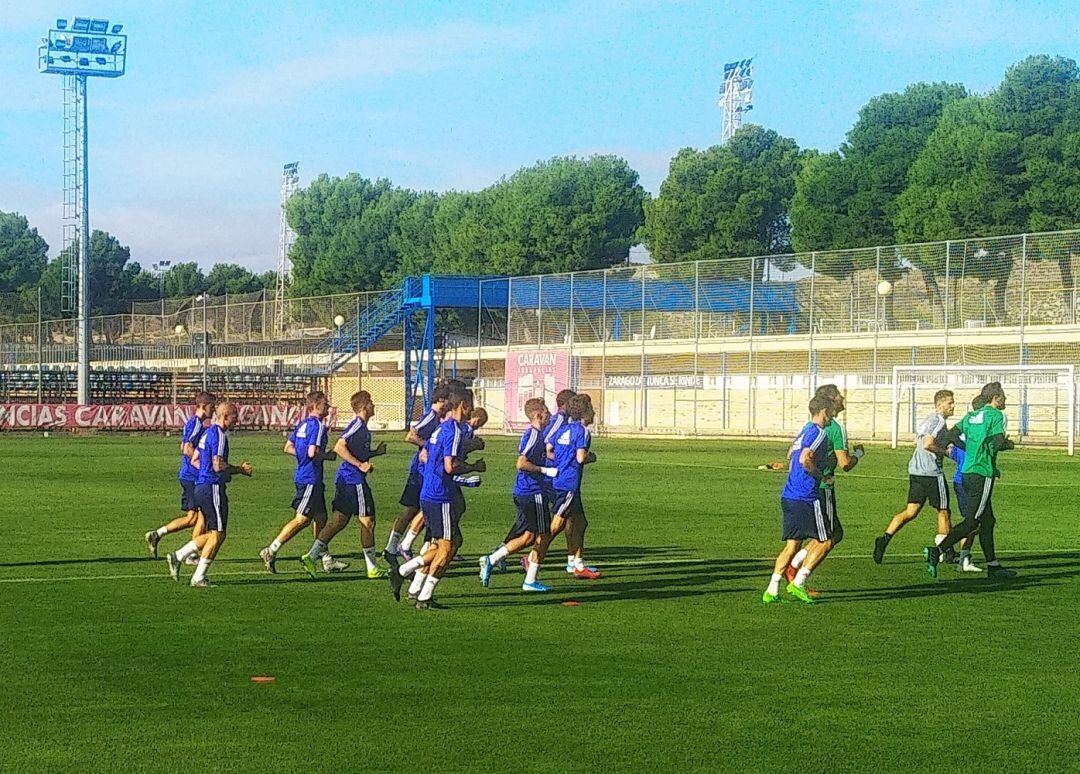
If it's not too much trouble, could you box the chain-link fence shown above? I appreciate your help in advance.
[463,230,1080,444]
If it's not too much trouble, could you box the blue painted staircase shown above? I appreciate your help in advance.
[309,287,408,375]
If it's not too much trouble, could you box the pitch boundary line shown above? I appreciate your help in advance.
[0,548,1073,585]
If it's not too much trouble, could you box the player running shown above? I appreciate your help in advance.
[947,406,983,573]
[763,395,835,605]
[926,382,1016,579]
[383,385,450,563]
[785,384,863,591]
[300,390,388,579]
[165,402,253,588]
[393,387,484,610]
[478,398,559,592]
[873,389,956,564]
[547,394,600,579]
[260,392,343,574]
[144,391,215,560]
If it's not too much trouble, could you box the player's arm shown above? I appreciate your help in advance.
[940,424,964,450]
[404,427,426,448]
[333,437,372,473]
[834,449,859,471]
[370,439,388,457]
[989,433,1015,452]
[462,436,485,453]
[283,439,295,455]
[191,447,201,470]
[213,455,253,477]
[799,447,826,482]
[517,454,555,477]
[447,455,485,475]
[576,448,596,465]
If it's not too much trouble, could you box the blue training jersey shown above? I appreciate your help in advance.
[195,425,229,486]
[408,408,441,477]
[551,421,588,493]
[949,444,966,486]
[513,425,547,496]
[543,411,567,448]
[419,418,462,504]
[781,421,832,502]
[335,416,372,485]
[291,415,327,486]
[179,414,207,481]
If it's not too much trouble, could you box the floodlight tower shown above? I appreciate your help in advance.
[275,162,300,335]
[719,58,753,142]
[39,17,127,404]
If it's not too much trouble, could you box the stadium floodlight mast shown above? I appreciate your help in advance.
[718,58,753,142]
[39,16,128,404]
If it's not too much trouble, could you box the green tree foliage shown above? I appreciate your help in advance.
[0,211,49,293]
[287,174,418,296]
[162,262,205,298]
[204,263,266,296]
[791,82,967,261]
[641,126,803,273]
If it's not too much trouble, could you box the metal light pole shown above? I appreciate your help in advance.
[40,17,128,404]
[196,294,209,390]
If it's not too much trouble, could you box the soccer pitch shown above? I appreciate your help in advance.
[1,432,1078,771]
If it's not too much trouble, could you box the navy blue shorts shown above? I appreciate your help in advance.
[420,499,461,541]
[180,479,197,512]
[195,483,229,533]
[399,470,423,509]
[332,481,375,518]
[550,489,583,520]
[781,496,829,542]
[512,493,552,536]
[291,483,327,518]
[819,487,843,544]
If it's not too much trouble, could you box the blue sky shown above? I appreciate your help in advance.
[0,0,1074,272]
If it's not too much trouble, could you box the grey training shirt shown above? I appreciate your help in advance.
[908,411,948,477]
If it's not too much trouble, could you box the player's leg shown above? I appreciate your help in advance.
[399,511,426,557]
[523,494,553,591]
[764,537,802,603]
[356,482,385,577]
[788,497,832,601]
[191,485,228,587]
[386,472,422,557]
[145,481,200,557]
[978,501,1013,578]
[926,474,988,577]
[874,501,922,564]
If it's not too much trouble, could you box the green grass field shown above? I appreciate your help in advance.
[1,431,1078,772]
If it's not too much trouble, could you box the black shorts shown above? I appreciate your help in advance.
[907,474,950,512]
[960,473,995,522]
[512,493,552,536]
[781,497,829,542]
[332,481,375,518]
[291,483,327,518]
[399,470,423,509]
[180,479,197,512]
[194,483,228,533]
[421,499,461,541]
[550,489,583,520]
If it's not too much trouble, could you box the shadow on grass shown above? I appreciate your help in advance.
[823,565,1075,604]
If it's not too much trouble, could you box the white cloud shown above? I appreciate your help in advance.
[158,20,535,111]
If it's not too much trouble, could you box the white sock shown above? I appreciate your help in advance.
[155,526,169,537]
[525,556,540,585]
[174,541,199,562]
[191,556,211,584]
[489,546,510,565]
[934,534,946,546]
[401,529,419,551]
[790,548,808,570]
[418,541,431,556]
[958,549,971,561]
[418,574,440,602]
[321,553,336,570]
[766,573,782,596]
[575,558,586,570]
[794,567,812,588]
[308,539,327,561]
[566,554,575,567]
[363,547,378,572]
[268,539,282,555]
[385,531,401,553]
[400,556,426,577]
[408,571,427,596]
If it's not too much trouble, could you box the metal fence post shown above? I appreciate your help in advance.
[1020,233,1028,364]
[693,261,700,435]
[640,267,647,429]
[872,246,881,440]
[601,270,607,429]
[808,252,816,396]
[747,257,755,433]
[944,240,951,364]
[37,287,43,402]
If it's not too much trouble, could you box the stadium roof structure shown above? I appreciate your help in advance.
[311,272,800,418]
[417,273,799,317]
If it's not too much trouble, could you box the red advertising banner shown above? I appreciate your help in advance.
[0,404,336,431]
[503,349,571,430]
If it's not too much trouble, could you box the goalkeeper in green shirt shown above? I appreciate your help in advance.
[925,382,1016,580]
